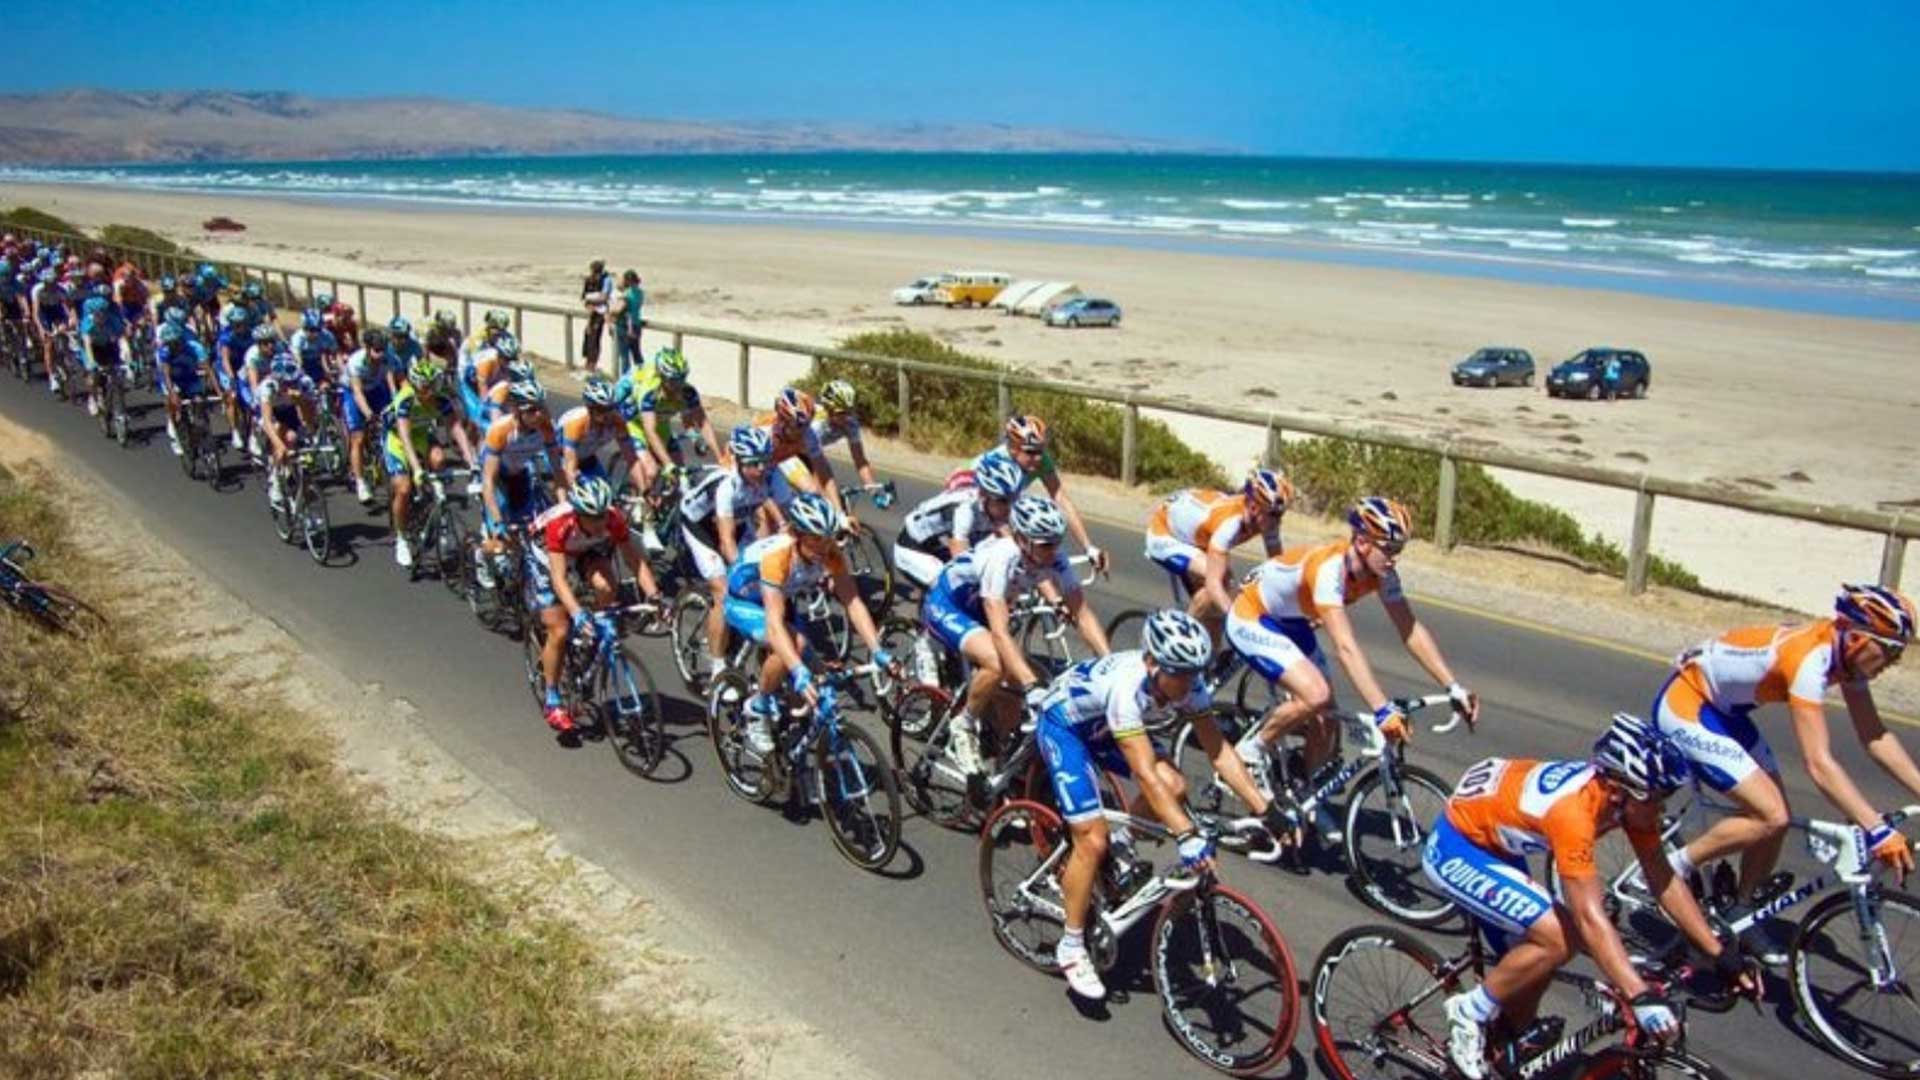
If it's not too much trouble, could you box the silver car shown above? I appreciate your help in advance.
[1045,297,1122,328]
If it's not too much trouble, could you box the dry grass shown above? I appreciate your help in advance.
[0,464,722,1079]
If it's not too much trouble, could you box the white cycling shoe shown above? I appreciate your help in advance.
[395,537,414,568]
[743,711,776,756]
[947,712,985,776]
[1055,938,1106,1001]
[1443,992,1489,1080]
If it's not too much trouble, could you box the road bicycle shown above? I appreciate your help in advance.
[521,602,668,777]
[838,481,898,615]
[980,798,1301,1074]
[3,317,35,381]
[1554,791,1920,1078]
[176,393,225,488]
[266,443,333,564]
[401,466,473,596]
[886,553,1103,703]
[706,662,904,872]
[0,540,107,639]
[95,357,131,447]
[1171,693,1468,927]
[1310,921,1738,1080]
[467,527,531,639]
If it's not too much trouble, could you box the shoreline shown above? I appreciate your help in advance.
[5,179,1915,612]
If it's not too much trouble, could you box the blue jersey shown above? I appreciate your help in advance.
[158,339,209,378]
[80,299,124,342]
[390,336,423,373]
[1041,651,1210,745]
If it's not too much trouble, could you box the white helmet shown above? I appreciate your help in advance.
[1592,713,1688,800]
[568,476,615,517]
[974,450,1025,500]
[1143,610,1212,674]
[786,491,842,537]
[1010,496,1066,543]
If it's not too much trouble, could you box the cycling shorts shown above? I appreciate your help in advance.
[721,595,808,648]
[483,471,542,535]
[1422,812,1553,958]
[683,518,728,582]
[523,547,612,612]
[1226,610,1326,683]
[159,365,205,398]
[892,527,950,592]
[265,405,303,436]
[35,309,64,333]
[382,427,436,480]
[922,581,985,654]
[1651,672,1777,792]
[80,338,120,373]
[1035,708,1133,825]
[1145,532,1204,578]
[343,387,391,433]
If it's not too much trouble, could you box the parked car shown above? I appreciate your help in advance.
[935,271,1012,308]
[1545,348,1651,400]
[1045,297,1122,328]
[1451,347,1535,388]
[892,275,950,305]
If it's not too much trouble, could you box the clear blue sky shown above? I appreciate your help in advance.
[8,0,1918,171]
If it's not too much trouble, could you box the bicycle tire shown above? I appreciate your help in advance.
[1310,923,1458,1080]
[1152,879,1301,1075]
[1792,887,1920,1078]
[269,469,296,543]
[1016,604,1075,680]
[1343,763,1457,928]
[521,616,548,711]
[818,721,903,871]
[705,670,775,803]
[889,685,980,830]
[599,644,668,779]
[668,587,713,692]
[96,375,114,438]
[870,614,924,706]
[843,523,895,616]
[435,507,469,599]
[887,680,954,751]
[299,475,332,564]
[1168,710,1248,819]
[179,417,201,480]
[978,798,1071,974]
[1104,607,1150,651]
[202,430,224,491]
[15,581,109,640]
[1578,1046,1735,1080]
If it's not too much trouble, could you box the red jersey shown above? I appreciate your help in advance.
[534,503,632,559]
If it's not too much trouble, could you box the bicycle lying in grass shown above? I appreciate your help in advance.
[0,539,107,638]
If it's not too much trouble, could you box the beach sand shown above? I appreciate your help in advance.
[6,180,1915,612]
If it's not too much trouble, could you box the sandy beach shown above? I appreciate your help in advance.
[6,180,1915,613]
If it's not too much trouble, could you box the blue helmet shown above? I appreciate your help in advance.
[82,296,110,317]
[301,308,323,330]
[159,274,175,290]
[162,306,188,326]
[973,449,1025,500]
[223,306,249,327]
[243,280,264,299]
[158,323,185,345]
[729,425,774,465]
[270,354,300,381]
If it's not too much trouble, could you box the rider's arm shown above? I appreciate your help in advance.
[482,451,504,524]
[639,408,673,467]
[1627,808,1730,961]
[1117,733,1196,836]
[831,569,884,656]
[616,534,660,601]
[1203,546,1237,617]
[984,595,1041,688]
[1062,584,1109,656]
[690,408,725,464]
[845,430,878,489]
[1843,680,1920,803]
[396,415,422,476]
[1040,470,1098,563]
[715,512,741,563]
[445,406,479,466]
[1792,695,1890,830]
[1558,874,1652,1000]
[349,366,374,419]
[1321,603,1392,713]
[809,451,846,519]
[1384,596,1477,721]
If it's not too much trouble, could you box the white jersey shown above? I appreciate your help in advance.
[681,466,790,524]
[1042,651,1210,743]
[931,534,1078,609]
[812,414,862,450]
[903,487,997,546]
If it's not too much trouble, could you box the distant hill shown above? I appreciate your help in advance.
[0,90,1206,164]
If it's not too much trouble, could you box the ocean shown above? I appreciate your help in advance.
[7,153,1920,319]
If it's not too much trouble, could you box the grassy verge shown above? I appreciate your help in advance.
[0,464,721,1078]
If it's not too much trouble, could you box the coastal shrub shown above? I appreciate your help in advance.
[800,329,1225,490]
[0,206,83,235]
[1280,437,1700,589]
[99,223,190,256]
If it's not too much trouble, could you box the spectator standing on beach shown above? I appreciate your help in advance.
[1602,354,1623,400]
[611,270,645,376]
[580,259,615,373]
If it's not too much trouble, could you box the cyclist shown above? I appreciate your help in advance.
[726,491,894,755]
[464,308,513,363]
[892,447,1022,593]
[321,293,359,351]
[680,425,792,684]
[0,256,24,357]
[238,323,283,453]
[553,377,638,488]
[757,387,847,518]
[955,415,1109,576]
[387,316,423,375]
[811,379,890,508]
[213,305,256,450]
[922,495,1109,783]
[30,268,71,394]
[620,346,723,488]
[289,308,340,386]
[1040,610,1221,1001]
[526,476,664,733]
[1428,715,1752,1080]
[382,357,480,568]
[76,285,126,418]
[344,328,402,505]
[238,279,274,326]
[189,263,225,341]
[1651,583,1920,962]
[1228,497,1479,844]
[258,353,320,509]
[476,380,564,586]
[155,322,212,456]
[462,332,522,427]
[1145,468,1292,636]
[113,260,150,336]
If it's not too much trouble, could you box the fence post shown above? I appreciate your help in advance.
[302,275,313,305]
[1121,401,1139,488]
[565,314,576,367]
[896,363,910,441]
[1626,482,1656,595]
[356,282,368,319]
[810,353,822,381]
[1264,417,1285,469]
[462,297,472,334]
[737,341,751,406]
[513,306,524,344]
[280,270,293,305]
[1435,452,1458,552]
[1881,521,1908,589]
[421,290,431,317]
[996,374,1011,421]
[672,330,683,356]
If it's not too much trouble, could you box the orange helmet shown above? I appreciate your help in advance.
[1243,467,1295,511]
[1836,584,1916,643]
[774,386,815,425]
[1348,497,1413,550]
[1005,414,1048,453]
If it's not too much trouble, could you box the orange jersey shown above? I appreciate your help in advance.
[1673,619,1837,714]
[1444,757,1654,879]
[752,411,824,467]
[1148,489,1268,553]
[1230,539,1401,623]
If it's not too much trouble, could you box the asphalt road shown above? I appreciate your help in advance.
[4,377,1905,1080]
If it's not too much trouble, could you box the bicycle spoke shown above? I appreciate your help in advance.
[1155,884,1298,1073]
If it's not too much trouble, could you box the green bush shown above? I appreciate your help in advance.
[800,329,1225,490]
[99,223,191,257]
[0,206,84,235]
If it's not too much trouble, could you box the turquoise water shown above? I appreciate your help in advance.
[8,154,1919,318]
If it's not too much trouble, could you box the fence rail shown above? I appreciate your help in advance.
[17,223,1914,596]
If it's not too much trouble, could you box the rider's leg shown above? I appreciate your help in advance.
[1656,688,1788,894]
[539,604,569,699]
[705,576,731,673]
[1061,816,1110,935]
[1684,769,1790,894]
[1482,911,1572,1031]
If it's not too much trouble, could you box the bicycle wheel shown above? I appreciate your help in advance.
[179,417,201,480]
[434,508,470,599]
[598,645,668,779]
[870,614,924,704]
[818,721,902,871]
[299,476,332,564]
[1152,879,1301,1075]
[112,384,131,448]
[888,680,953,747]
[1344,763,1457,928]
[1104,607,1150,651]
[521,617,547,710]
[1578,1047,1734,1080]
[96,375,114,438]
[201,430,224,491]
[978,798,1070,974]
[15,581,109,640]
[706,670,775,803]
[1792,888,1920,1078]
[1017,605,1075,680]
[668,587,713,692]
[1310,924,1458,1080]
[890,688,978,830]
[1169,710,1250,819]
[269,470,296,544]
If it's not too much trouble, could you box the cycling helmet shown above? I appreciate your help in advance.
[243,280,264,299]
[1348,496,1413,550]
[506,380,547,407]
[730,424,774,465]
[1836,584,1916,645]
[36,269,54,283]
[223,306,250,327]
[1005,414,1049,453]
[408,357,445,389]
[786,491,842,537]
[1244,467,1296,511]
[315,291,334,308]
[158,323,185,345]
[568,476,616,517]
[432,309,457,331]
[1143,609,1213,674]
[1010,496,1068,543]
[819,379,857,413]
[504,359,538,385]
[251,324,277,344]
[388,316,412,338]
[81,296,109,319]
[270,354,300,381]
[493,335,521,361]
[653,347,690,381]
[484,309,511,331]
[90,282,111,298]
[774,386,815,425]
[301,308,323,331]
[581,376,617,408]
[162,306,188,326]
[973,449,1025,500]
[1592,712,1688,801]
[361,328,390,350]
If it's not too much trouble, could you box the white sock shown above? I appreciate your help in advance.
[1459,985,1500,1023]
[1667,846,1697,879]
[1060,928,1085,952]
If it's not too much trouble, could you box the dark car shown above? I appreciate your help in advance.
[1451,347,1535,388]
[1545,348,1651,400]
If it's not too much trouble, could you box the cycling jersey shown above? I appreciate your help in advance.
[753,412,824,467]
[390,336,423,375]
[1037,651,1210,823]
[257,371,316,429]
[813,414,861,450]
[922,535,1079,652]
[557,405,635,475]
[1231,540,1402,624]
[638,377,703,421]
[895,487,1003,591]
[1145,488,1278,577]
[481,412,558,476]
[523,503,634,610]
[380,383,458,476]
[948,445,1059,492]
[1651,620,1837,791]
[289,328,338,383]
[727,532,850,603]
[79,299,124,342]
[156,339,209,396]
[343,347,397,432]
[680,466,788,580]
